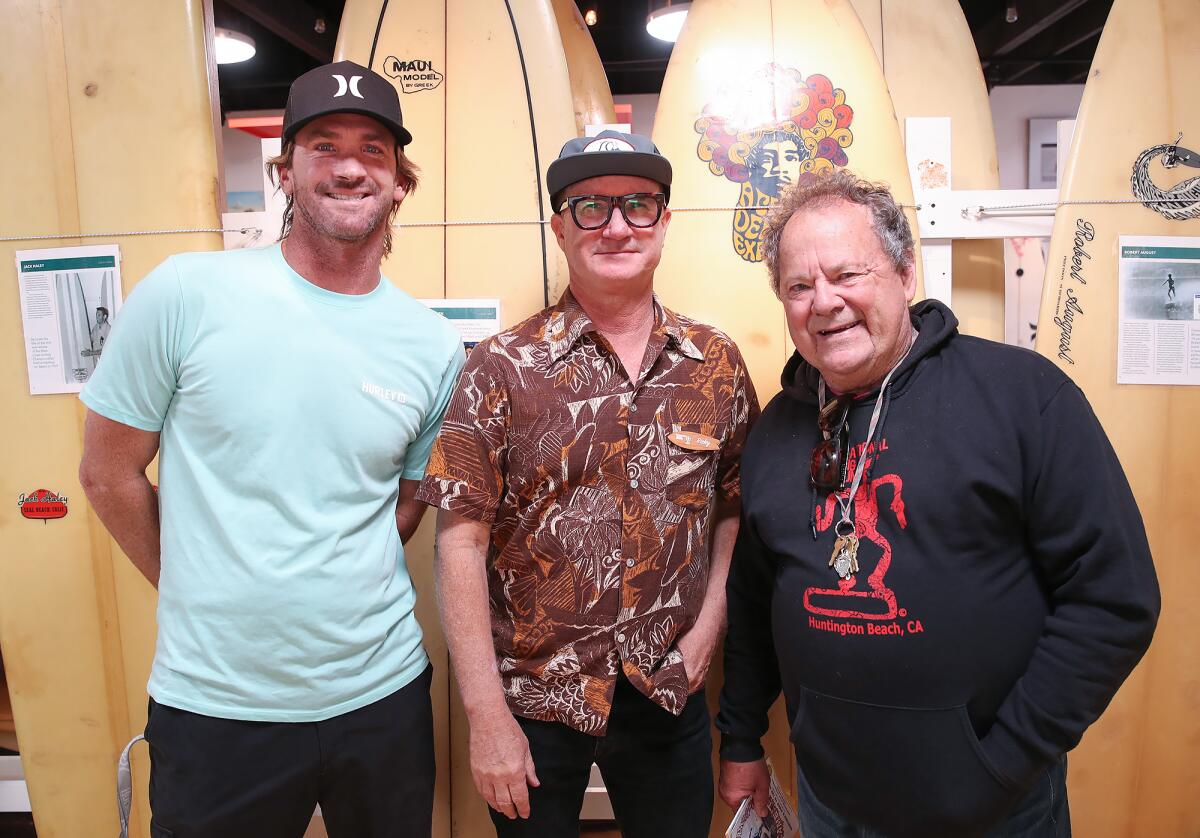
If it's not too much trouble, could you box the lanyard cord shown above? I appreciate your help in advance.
[820,364,897,527]
[817,328,917,528]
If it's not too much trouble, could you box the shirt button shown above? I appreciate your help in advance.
[629,479,639,488]
[626,558,635,568]
[629,403,638,413]
[616,633,626,643]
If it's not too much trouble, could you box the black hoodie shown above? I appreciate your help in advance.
[717,301,1159,837]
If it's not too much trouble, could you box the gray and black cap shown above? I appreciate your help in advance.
[547,130,672,209]
[282,60,413,147]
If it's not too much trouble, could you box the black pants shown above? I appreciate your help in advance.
[489,677,714,838]
[146,665,435,838]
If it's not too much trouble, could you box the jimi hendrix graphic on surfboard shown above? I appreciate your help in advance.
[693,64,854,262]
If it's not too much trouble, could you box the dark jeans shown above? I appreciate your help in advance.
[145,665,435,838]
[796,755,1071,838]
[490,677,714,838]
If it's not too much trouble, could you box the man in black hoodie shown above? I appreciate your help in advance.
[715,171,1159,837]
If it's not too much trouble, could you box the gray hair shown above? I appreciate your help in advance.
[761,170,914,294]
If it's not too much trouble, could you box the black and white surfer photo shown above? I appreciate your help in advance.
[1122,260,1198,320]
[54,269,117,383]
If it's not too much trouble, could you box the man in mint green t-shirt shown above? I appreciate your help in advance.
[79,61,463,838]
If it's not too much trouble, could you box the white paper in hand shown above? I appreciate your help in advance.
[724,760,799,838]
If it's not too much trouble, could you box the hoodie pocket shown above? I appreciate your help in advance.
[789,687,1023,838]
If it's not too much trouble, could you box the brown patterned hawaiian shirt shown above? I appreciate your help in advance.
[417,290,757,735]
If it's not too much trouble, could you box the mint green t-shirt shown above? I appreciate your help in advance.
[81,244,465,721]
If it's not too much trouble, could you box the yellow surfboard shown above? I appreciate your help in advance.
[652,1,921,830]
[849,0,1005,341]
[550,0,617,134]
[335,3,577,834]
[0,2,221,836]
[1036,0,1199,834]
[653,0,923,409]
[335,0,576,311]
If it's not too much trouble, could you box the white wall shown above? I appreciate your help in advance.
[989,84,1085,348]
[988,84,1085,189]
[612,93,660,138]
[222,127,268,194]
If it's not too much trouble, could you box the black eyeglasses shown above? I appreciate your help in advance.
[558,193,666,230]
[810,396,850,490]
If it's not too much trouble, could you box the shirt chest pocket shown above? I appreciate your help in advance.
[660,403,727,513]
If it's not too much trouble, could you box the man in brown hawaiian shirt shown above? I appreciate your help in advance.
[417,131,758,837]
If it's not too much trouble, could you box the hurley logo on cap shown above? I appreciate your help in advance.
[282,60,413,147]
[332,74,365,99]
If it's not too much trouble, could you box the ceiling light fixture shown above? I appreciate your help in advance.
[214,27,256,65]
[1005,2,1018,24]
[585,9,598,26]
[646,1,691,43]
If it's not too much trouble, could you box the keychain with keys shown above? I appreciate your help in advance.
[829,519,860,580]
[816,335,913,583]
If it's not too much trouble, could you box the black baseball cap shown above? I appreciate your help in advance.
[282,60,412,147]
[547,130,672,208]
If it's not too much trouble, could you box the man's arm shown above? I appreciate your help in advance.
[395,479,426,543]
[676,497,740,690]
[715,513,781,818]
[79,410,162,587]
[683,498,772,815]
[686,342,760,691]
[436,508,539,821]
[979,380,1160,790]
